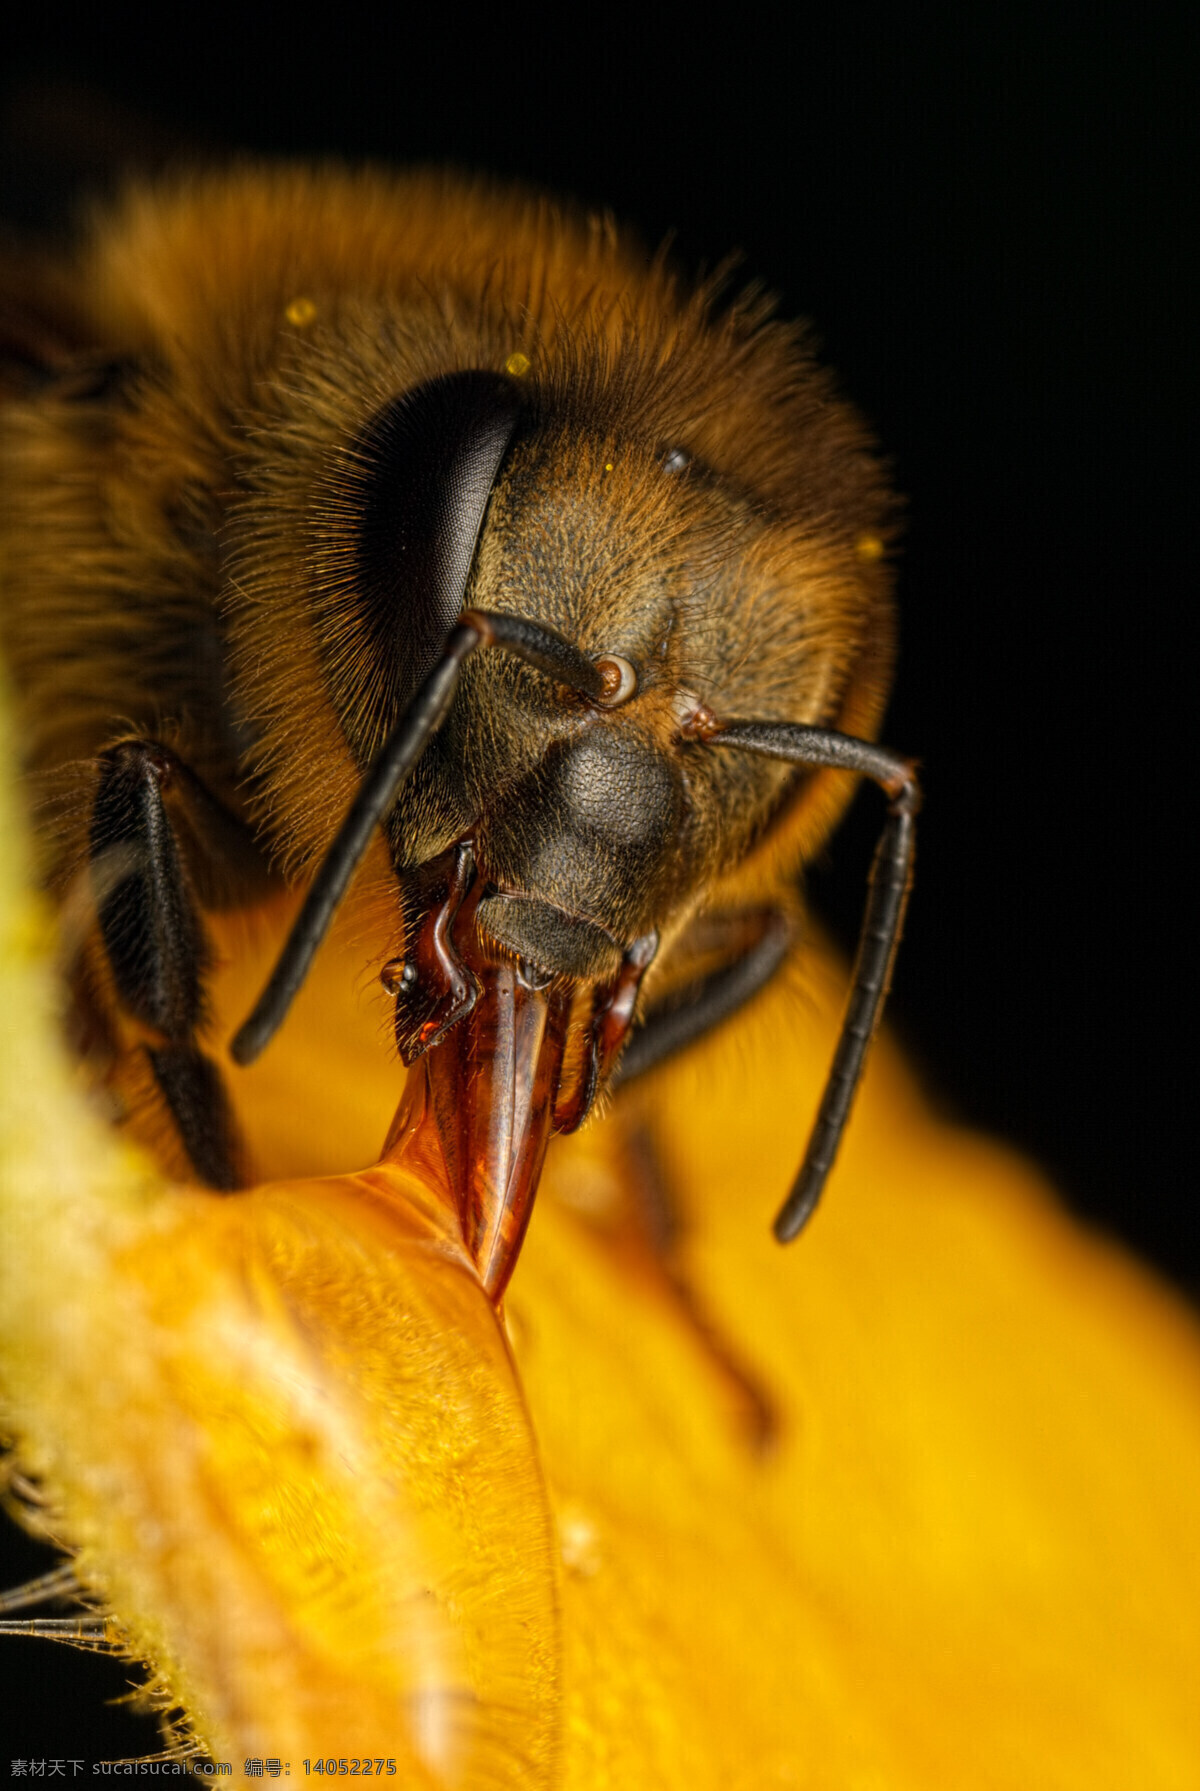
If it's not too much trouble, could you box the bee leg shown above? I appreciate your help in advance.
[612,905,793,1088]
[620,1121,779,1452]
[90,740,249,1191]
[608,904,794,1446]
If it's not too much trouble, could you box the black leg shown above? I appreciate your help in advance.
[612,906,793,1089]
[90,740,249,1191]
[145,1045,244,1193]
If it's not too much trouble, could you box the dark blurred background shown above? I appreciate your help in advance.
[2,1,1197,1758]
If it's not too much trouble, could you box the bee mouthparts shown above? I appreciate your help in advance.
[381,840,655,1301]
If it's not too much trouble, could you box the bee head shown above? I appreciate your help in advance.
[230,348,909,1295]
[316,363,886,983]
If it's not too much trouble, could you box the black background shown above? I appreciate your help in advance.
[2,2,1197,1758]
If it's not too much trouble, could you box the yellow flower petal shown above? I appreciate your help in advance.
[0,719,559,1781]
[2,687,1199,1787]
[527,1012,1200,1785]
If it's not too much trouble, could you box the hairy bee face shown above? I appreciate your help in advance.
[405,430,759,982]
[261,358,883,986]
[0,166,908,1298]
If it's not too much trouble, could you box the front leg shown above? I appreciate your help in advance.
[90,740,252,1191]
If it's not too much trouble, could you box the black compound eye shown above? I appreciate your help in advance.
[318,369,522,766]
[357,370,522,705]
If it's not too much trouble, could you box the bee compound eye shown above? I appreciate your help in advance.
[594,654,638,707]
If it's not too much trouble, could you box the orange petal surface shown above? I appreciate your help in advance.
[2,711,1199,1787]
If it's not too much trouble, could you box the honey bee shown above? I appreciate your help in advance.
[0,164,916,1302]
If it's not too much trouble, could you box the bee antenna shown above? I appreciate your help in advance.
[231,611,607,1066]
[710,722,919,1242]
